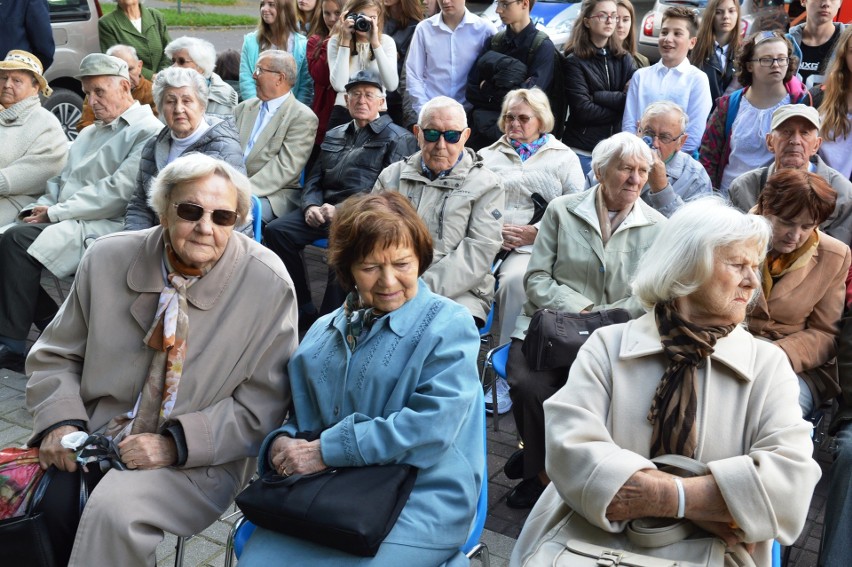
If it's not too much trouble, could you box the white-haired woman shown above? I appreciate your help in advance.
[478,88,584,414]
[125,66,246,231]
[26,153,297,567]
[512,198,820,567]
[166,36,239,116]
[503,132,666,509]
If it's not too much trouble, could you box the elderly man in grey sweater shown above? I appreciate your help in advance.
[586,101,711,217]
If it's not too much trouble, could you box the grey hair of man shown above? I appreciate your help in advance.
[149,153,254,226]
[640,100,689,133]
[631,197,771,309]
[164,37,217,78]
[258,50,297,86]
[152,67,210,114]
[591,131,654,174]
[418,95,468,129]
[105,44,140,65]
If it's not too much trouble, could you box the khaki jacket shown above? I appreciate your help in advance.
[235,95,318,217]
[513,187,665,337]
[747,232,851,407]
[511,313,821,566]
[374,148,504,321]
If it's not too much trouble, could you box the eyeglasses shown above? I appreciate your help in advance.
[750,56,790,67]
[347,90,380,100]
[171,57,195,66]
[254,65,282,75]
[588,13,620,23]
[173,203,239,226]
[421,129,463,143]
[640,128,684,144]
[504,113,533,125]
[496,0,521,9]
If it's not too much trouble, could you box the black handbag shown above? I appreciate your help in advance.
[0,466,57,567]
[523,308,631,371]
[235,463,418,557]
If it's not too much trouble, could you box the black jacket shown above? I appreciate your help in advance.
[301,114,418,211]
[699,50,734,111]
[562,48,635,152]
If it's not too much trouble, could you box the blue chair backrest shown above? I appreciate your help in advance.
[250,195,262,243]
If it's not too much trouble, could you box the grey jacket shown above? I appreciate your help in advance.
[373,148,505,321]
[728,156,852,246]
[125,117,246,231]
[585,150,713,218]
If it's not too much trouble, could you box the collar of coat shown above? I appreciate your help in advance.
[619,311,755,382]
[399,147,484,186]
[126,226,245,311]
[568,186,664,239]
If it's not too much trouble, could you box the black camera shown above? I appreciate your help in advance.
[348,12,372,32]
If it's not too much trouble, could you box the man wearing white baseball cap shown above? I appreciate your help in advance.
[0,49,67,226]
[0,53,161,372]
[729,104,852,246]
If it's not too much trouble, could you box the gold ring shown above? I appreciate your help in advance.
[282,467,290,476]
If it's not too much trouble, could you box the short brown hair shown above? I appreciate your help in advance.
[328,192,434,291]
[757,169,836,226]
[736,31,797,88]
[661,6,699,36]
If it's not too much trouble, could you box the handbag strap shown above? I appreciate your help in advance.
[27,466,55,514]
[626,518,696,548]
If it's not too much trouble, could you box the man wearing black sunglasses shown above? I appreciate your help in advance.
[264,70,418,329]
[373,95,504,325]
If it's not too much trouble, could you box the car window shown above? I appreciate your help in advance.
[49,0,93,22]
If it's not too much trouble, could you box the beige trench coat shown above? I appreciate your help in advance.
[25,227,297,566]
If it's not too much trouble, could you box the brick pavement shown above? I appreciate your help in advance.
[0,251,835,566]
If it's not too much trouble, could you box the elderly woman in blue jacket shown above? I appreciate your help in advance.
[239,191,484,567]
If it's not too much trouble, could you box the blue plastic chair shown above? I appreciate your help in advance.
[480,342,511,432]
[311,238,329,249]
[250,194,262,243]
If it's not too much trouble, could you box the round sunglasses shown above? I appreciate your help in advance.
[173,203,238,226]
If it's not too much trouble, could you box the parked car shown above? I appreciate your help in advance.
[44,0,102,141]
[637,0,759,63]
[480,0,581,49]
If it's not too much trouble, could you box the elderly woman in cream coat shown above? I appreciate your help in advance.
[0,50,67,226]
[512,199,821,567]
[25,154,297,567]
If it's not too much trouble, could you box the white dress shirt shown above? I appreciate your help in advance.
[622,58,712,154]
[404,9,496,114]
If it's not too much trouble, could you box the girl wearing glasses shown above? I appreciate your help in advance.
[814,25,852,181]
[700,31,809,196]
[689,0,741,112]
[562,0,635,175]
[327,0,399,130]
[239,0,313,104]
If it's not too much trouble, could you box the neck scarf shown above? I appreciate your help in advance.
[104,243,203,441]
[343,291,384,352]
[509,134,548,162]
[648,302,736,457]
[761,230,819,299]
[594,185,632,245]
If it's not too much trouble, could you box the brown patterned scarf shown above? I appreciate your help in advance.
[761,230,819,299]
[104,243,204,440]
[648,302,736,457]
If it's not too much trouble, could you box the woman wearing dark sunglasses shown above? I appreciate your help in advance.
[125,66,246,234]
[26,153,297,567]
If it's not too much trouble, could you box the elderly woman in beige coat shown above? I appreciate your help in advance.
[25,154,297,567]
[512,199,821,567]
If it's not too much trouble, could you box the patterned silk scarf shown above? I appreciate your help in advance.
[648,302,736,457]
[509,134,549,162]
[761,230,819,299]
[343,291,384,352]
[104,243,203,441]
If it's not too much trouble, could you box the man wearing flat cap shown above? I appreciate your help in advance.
[729,104,852,246]
[0,53,162,372]
[0,50,67,226]
[264,69,417,329]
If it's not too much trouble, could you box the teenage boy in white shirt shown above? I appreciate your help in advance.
[622,6,711,155]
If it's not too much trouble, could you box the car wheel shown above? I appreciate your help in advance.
[43,88,83,142]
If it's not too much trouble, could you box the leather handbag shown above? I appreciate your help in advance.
[522,308,631,371]
[521,455,757,567]
[235,463,418,557]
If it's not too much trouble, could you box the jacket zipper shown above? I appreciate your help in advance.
[603,48,614,137]
[437,193,449,240]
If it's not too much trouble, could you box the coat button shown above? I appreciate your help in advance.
[599,266,605,272]
[333,406,340,416]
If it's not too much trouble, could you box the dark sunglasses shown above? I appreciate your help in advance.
[421,129,463,144]
[171,56,194,66]
[173,203,238,226]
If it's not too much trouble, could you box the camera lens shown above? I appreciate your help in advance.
[354,14,372,32]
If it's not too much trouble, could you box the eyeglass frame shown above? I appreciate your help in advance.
[254,65,283,76]
[503,113,535,125]
[587,13,621,23]
[495,0,522,9]
[639,127,685,145]
[346,90,382,101]
[172,202,239,227]
[171,56,195,66]
[420,129,464,143]
[749,56,791,67]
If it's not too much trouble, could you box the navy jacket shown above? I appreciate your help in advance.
[0,0,55,69]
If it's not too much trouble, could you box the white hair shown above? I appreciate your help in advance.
[631,198,772,308]
[106,44,140,63]
[258,50,297,86]
[418,96,468,129]
[149,154,253,226]
[640,101,688,133]
[152,66,210,113]
[591,131,654,175]
[164,37,217,78]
